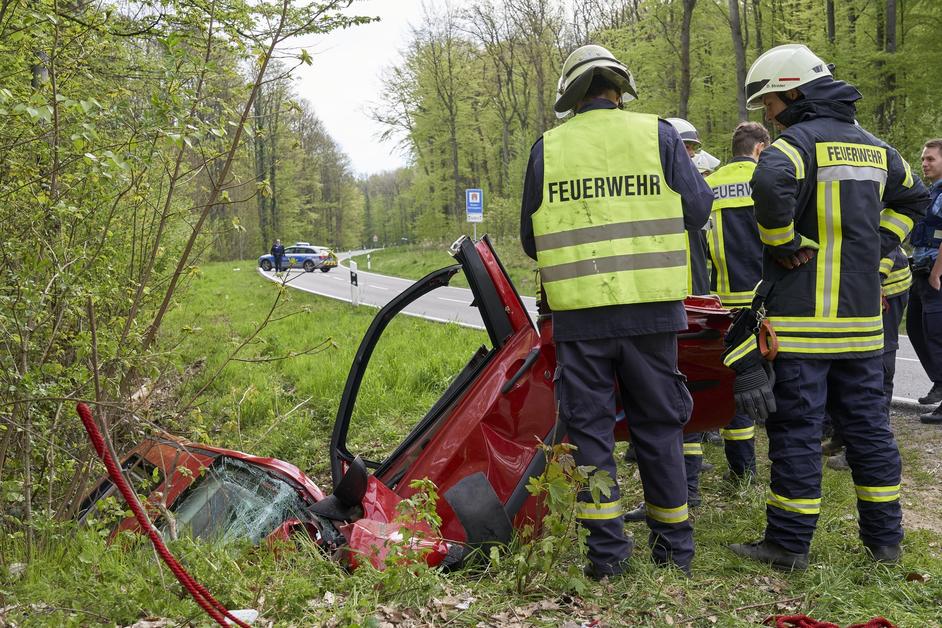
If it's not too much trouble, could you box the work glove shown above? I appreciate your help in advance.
[733,360,776,423]
[722,306,776,422]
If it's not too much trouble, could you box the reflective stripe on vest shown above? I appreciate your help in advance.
[535,110,686,310]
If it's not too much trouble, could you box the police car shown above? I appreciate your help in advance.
[258,242,336,273]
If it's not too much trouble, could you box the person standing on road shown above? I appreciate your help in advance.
[271,239,285,273]
[520,44,713,578]
[906,139,942,424]
[704,121,770,482]
[727,44,928,570]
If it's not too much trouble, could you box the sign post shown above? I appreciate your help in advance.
[349,260,359,307]
[465,188,483,241]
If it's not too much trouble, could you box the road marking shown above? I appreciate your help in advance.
[897,357,920,363]
[438,297,469,305]
[370,285,389,291]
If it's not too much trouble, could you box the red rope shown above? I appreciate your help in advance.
[765,615,897,628]
[76,403,250,627]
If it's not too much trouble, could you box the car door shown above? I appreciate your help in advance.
[284,247,300,268]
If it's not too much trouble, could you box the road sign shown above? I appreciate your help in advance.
[465,188,483,223]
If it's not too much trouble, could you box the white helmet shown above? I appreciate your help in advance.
[554,44,637,117]
[692,150,721,175]
[745,44,831,110]
[666,118,701,147]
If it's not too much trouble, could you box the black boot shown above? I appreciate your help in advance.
[918,383,942,405]
[728,539,809,571]
[623,501,646,522]
[865,544,902,564]
[623,444,637,463]
[920,405,942,424]
[821,434,845,456]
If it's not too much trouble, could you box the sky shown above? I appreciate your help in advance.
[291,0,435,177]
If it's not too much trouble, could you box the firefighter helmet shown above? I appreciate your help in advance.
[554,44,637,117]
[744,44,832,110]
[666,118,701,147]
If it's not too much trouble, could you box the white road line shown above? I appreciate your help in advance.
[897,357,920,363]
[370,285,389,291]
[438,297,469,305]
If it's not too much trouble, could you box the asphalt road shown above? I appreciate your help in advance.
[256,250,538,331]
[258,251,933,407]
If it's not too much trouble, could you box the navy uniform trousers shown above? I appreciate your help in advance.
[824,291,908,436]
[555,333,694,571]
[906,272,942,386]
[721,413,757,477]
[882,291,907,401]
[765,356,903,554]
[683,432,703,504]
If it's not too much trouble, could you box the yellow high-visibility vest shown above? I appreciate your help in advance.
[534,109,687,311]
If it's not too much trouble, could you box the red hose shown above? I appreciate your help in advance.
[76,403,250,627]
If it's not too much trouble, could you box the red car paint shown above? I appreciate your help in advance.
[82,235,736,570]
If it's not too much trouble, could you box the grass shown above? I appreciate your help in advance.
[351,238,540,297]
[2,263,941,626]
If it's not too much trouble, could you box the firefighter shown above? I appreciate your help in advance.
[705,121,771,481]
[520,44,714,578]
[727,44,928,570]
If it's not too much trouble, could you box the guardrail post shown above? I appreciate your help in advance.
[349,260,359,306]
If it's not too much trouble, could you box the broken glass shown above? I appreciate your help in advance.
[163,457,308,544]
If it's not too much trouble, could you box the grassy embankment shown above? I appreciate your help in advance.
[351,239,539,297]
[3,262,941,626]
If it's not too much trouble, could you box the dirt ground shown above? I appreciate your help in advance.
[891,403,942,534]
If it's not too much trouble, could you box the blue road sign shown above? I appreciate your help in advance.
[466,188,483,223]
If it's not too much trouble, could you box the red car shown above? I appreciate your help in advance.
[80,236,735,569]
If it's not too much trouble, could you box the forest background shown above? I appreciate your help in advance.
[1,0,941,597]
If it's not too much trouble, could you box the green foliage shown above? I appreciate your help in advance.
[0,0,375,560]
[364,0,942,243]
[160,263,487,476]
[502,442,603,595]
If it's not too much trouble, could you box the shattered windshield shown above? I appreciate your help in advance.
[164,457,308,544]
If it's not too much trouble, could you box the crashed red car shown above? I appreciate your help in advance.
[80,235,735,569]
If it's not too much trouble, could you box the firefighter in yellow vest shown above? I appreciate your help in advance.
[726,44,928,570]
[520,44,714,578]
[705,121,771,482]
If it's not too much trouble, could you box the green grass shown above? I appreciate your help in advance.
[3,263,941,626]
[154,262,489,482]
[351,239,539,297]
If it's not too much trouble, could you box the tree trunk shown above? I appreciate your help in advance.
[877,0,897,134]
[679,0,696,119]
[729,0,748,121]
[826,0,835,44]
[254,96,270,247]
[752,0,762,53]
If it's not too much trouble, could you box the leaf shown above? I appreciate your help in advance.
[299,49,313,65]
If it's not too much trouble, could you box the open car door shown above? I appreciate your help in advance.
[324,235,736,560]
